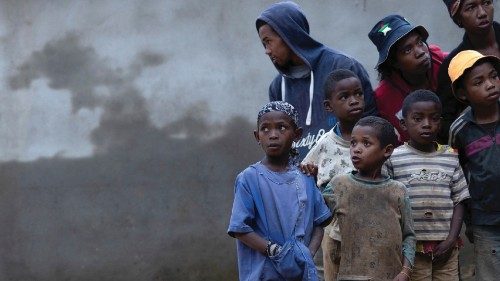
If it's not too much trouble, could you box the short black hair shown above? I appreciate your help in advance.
[324,69,360,100]
[402,90,442,117]
[355,116,397,148]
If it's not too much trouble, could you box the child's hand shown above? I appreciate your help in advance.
[299,163,318,176]
[434,237,456,258]
[393,272,410,281]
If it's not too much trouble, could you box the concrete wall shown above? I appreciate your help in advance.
[0,1,498,280]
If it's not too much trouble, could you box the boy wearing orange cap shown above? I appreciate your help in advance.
[437,0,500,143]
[448,50,500,280]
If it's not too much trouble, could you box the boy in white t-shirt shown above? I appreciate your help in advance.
[300,69,364,281]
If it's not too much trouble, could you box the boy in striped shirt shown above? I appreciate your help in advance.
[384,90,470,280]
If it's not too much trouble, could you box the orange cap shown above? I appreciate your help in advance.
[448,50,500,99]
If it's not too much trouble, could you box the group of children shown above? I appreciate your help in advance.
[228,2,500,281]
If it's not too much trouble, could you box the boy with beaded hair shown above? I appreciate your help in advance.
[228,101,332,281]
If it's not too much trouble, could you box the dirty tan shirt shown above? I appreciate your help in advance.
[324,172,416,281]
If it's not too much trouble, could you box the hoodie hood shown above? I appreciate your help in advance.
[256,1,325,73]
[257,2,378,161]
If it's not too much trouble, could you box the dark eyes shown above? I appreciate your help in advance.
[260,125,288,132]
[465,1,491,12]
[350,140,370,147]
[338,92,362,100]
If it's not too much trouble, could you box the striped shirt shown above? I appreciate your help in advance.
[384,144,470,241]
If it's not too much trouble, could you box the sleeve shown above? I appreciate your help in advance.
[450,159,470,205]
[312,182,333,227]
[227,172,256,237]
[301,138,321,165]
[382,158,394,178]
[448,125,469,169]
[348,59,378,117]
[399,185,416,266]
[322,177,338,214]
[268,75,282,101]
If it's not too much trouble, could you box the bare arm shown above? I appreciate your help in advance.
[393,257,412,281]
[308,226,324,257]
[234,232,268,255]
[434,201,465,257]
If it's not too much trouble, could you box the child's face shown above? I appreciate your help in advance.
[401,101,441,149]
[258,24,297,69]
[461,61,500,107]
[393,31,431,76]
[350,125,392,174]
[457,0,494,33]
[324,77,365,123]
[254,111,301,159]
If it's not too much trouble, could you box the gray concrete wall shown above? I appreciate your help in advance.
[0,1,497,280]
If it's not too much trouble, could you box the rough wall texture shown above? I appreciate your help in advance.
[0,0,496,280]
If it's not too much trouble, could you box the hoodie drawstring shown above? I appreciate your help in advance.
[281,71,314,126]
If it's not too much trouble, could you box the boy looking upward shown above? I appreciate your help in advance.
[300,69,365,281]
[324,116,416,281]
[448,50,500,280]
[228,101,332,280]
[368,15,447,143]
[256,1,377,160]
[385,90,470,281]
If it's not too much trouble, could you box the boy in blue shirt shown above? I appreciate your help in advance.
[228,101,332,281]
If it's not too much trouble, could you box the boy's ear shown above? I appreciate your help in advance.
[456,88,468,102]
[294,127,303,141]
[383,144,395,159]
[399,118,408,131]
[253,130,260,143]
[323,100,334,113]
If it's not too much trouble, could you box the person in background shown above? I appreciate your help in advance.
[368,15,447,143]
[437,0,500,143]
[256,1,377,162]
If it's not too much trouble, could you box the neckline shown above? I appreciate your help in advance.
[255,162,299,185]
[349,171,390,185]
